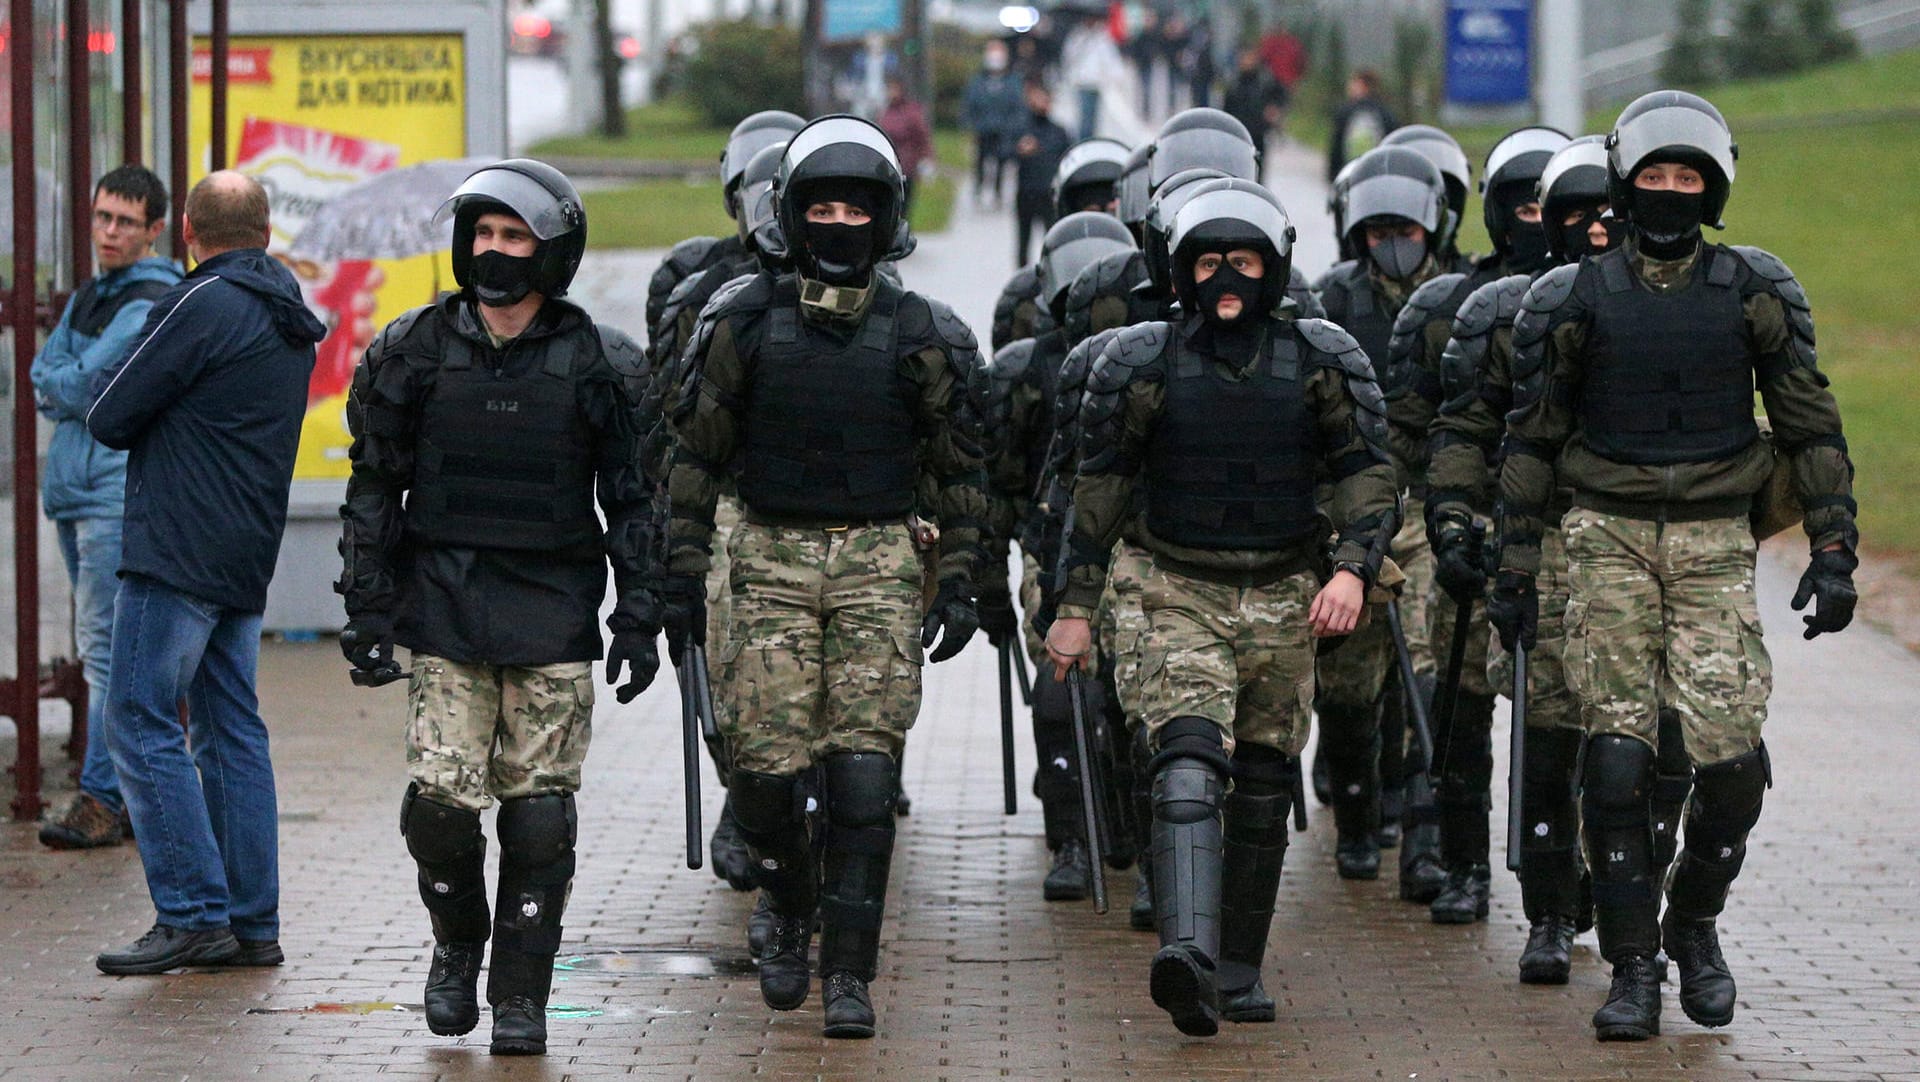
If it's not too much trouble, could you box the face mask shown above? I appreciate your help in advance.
[471,249,537,307]
[985,53,1007,73]
[1505,220,1553,274]
[1632,188,1705,246]
[1194,262,1264,328]
[803,220,874,285]
[1368,233,1426,280]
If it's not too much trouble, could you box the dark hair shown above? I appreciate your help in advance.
[94,164,169,224]
[185,171,271,251]
[1351,69,1381,94]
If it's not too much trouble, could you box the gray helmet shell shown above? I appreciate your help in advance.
[435,157,587,297]
[1607,90,1737,227]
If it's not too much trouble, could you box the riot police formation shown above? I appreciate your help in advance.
[338,159,664,1056]
[1490,91,1856,1040]
[663,115,988,1039]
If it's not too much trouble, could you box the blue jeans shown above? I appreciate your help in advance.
[106,574,278,938]
[1078,87,1101,140]
[55,517,125,812]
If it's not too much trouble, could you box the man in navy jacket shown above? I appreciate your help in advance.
[85,170,325,975]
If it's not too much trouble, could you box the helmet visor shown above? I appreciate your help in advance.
[1610,105,1735,185]
[1344,174,1443,234]
[434,166,580,240]
[1149,128,1258,189]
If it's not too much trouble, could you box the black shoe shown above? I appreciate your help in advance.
[1399,846,1447,903]
[1663,913,1736,1027]
[1592,954,1662,1041]
[894,782,911,817]
[709,804,758,892]
[1335,835,1380,880]
[218,938,284,967]
[1129,874,1155,932]
[757,910,813,1010]
[1518,916,1575,985]
[747,892,777,958]
[424,940,485,1036]
[1219,977,1275,1024]
[1310,746,1332,806]
[489,995,547,1055]
[1430,866,1491,924]
[1043,839,1093,901]
[1149,944,1220,1037]
[821,971,877,1038]
[96,923,240,975]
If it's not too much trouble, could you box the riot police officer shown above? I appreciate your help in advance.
[1047,183,1398,1035]
[663,116,988,1039]
[338,159,663,1056]
[1491,91,1857,1040]
[1380,124,1474,268]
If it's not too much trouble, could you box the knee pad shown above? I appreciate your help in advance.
[1683,742,1769,858]
[1230,741,1295,797]
[496,794,577,872]
[728,770,804,837]
[822,752,897,828]
[1580,734,1656,829]
[400,784,485,866]
[1152,757,1226,824]
[1148,716,1231,776]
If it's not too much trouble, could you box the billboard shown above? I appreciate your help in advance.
[1445,0,1532,106]
[190,34,467,480]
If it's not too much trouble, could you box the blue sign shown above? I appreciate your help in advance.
[1445,0,1531,106]
[824,0,902,41]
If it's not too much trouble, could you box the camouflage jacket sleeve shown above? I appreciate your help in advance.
[1057,324,1169,616]
[338,309,433,621]
[1427,274,1531,528]
[665,301,751,575]
[1497,264,1587,576]
[585,329,666,634]
[1298,319,1401,580]
[901,301,991,588]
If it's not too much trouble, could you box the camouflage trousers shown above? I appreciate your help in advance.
[718,521,924,776]
[406,655,594,811]
[1398,498,1436,676]
[1562,510,1768,766]
[1101,543,1153,728]
[1135,559,1319,756]
[1316,505,1437,711]
[702,494,742,735]
[1487,523,1580,731]
[1019,552,1048,669]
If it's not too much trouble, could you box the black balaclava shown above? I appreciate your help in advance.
[1557,201,1611,262]
[472,249,538,307]
[1495,180,1552,274]
[1632,187,1705,260]
[799,184,879,286]
[1191,251,1268,358]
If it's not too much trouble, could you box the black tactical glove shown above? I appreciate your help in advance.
[1791,547,1858,640]
[921,580,980,664]
[606,629,661,704]
[1486,571,1538,652]
[660,573,708,666]
[977,587,1018,649]
[1430,513,1487,605]
[340,614,403,687]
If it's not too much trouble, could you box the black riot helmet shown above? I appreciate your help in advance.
[774,114,913,283]
[721,110,806,219]
[1051,137,1132,218]
[1342,146,1447,248]
[1480,126,1570,252]
[1606,89,1737,228]
[1141,167,1229,297]
[1381,124,1471,251]
[1146,108,1259,192]
[1037,211,1136,323]
[1539,135,1611,261]
[1168,180,1296,318]
[436,157,587,299]
[1328,155,1363,261]
[1116,143,1156,243]
[739,141,789,268]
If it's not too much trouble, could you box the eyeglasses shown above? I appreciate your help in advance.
[93,209,155,233]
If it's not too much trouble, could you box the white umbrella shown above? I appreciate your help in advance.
[288,157,493,263]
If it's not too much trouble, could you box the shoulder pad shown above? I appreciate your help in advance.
[1394,272,1469,336]
[1311,259,1360,294]
[1062,327,1122,391]
[663,264,711,312]
[1519,261,1581,315]
[1296,316,1368,369]
[1452,273,1532,339]
[991,266,1043,349]
[703,270,775,321]
[666,235,723,276]
[988,337,1037,392]
[1286,265,1325,320]
[1730,243,1811,309]
[923,295,979,351]
[365,304,438,365]
[1087,321,1172,395]
[1301,318,1389,444]
[594,323,650,382]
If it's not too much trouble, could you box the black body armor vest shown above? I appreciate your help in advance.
[1326,268,1396,377]
[1145,326,1321,549]
[1581,247,1757,466]
[739,277,918,520]
[408,328,600,551]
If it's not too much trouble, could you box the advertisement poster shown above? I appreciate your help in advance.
[191,34,466,479]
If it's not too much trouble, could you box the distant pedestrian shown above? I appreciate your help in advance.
[1013,80,1073,265]
[963,40,1023,207]
[1182,18,1217,109]
[1061,12,1128,140]
[1222,47,1289,179]
[1259,25,1307,91]
[30,164,181,852]
[86,170,326,976]
[1327,69,1398,181]
[878,76,935,217]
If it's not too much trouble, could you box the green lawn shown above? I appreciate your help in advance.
[582,173,956,250]
[530,98,974,173]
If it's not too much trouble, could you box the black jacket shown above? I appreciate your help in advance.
[87,248,325,612]
[1015,113,1074,200]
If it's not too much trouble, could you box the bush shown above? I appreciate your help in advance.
[1661,0,1720,86]
[1796,0,1859,65]
[932,24,988,129]
[681,19,805,127]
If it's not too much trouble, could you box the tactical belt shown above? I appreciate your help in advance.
[1146,546,1315,590]
[742,507,908,532]
[1572,491,1752,525]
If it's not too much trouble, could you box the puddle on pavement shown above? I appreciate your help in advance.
[247,1001,607,1019]
[556,948,757,977]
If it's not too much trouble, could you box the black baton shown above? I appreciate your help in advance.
[998,642,1018,815]
[1066,667,1109,914]
[1384,599,1436,767]
[677,654,703,871]
[1506,644,1527,873]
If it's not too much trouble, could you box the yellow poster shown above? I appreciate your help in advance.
[190,34,466,479]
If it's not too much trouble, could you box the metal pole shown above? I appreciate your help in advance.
[67,0,94,284]
[121,0,143,166]
[10,0,45,820]
[209,0,228,170]
[167,0,187,260]
[1536,0,1583,134]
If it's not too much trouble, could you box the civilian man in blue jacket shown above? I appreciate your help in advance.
[30,165,181,850]
[85,170,326,975]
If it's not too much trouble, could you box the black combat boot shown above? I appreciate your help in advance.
[1147,719,1228,1037]
[1663,744,1767,1029]
[1318,704,1381,880]
[1430,691,1495,923]
[1582,736,1663,1042]
[1129,870,1155,931]
[731,770,818,1011]
[1376,670,1408,848]
[1516,727,1584,984]
[709,794,757,891]
[1128,727,1157,931]
[487,795,576,1056]
[1033,670,1092,901]
[817,753,898,1039]
[1217,745,1293,1024]
[1397,775,1447,902]
[400,786,492,1037]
